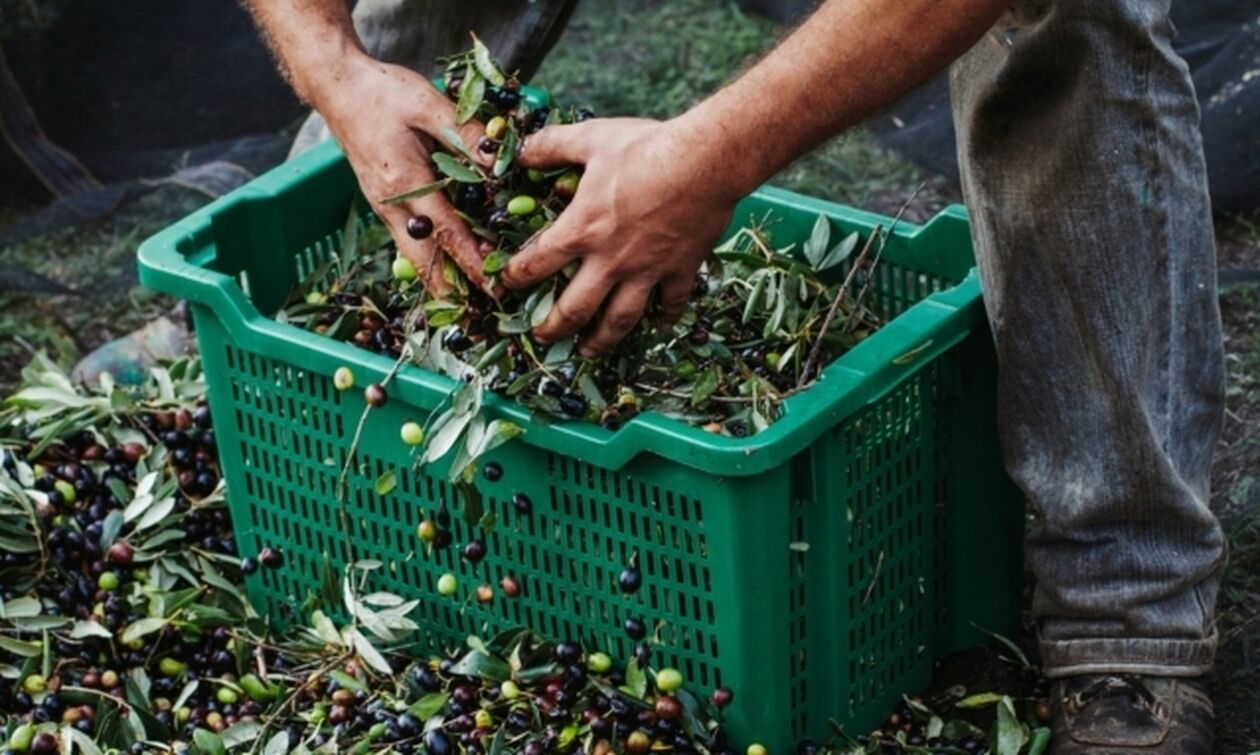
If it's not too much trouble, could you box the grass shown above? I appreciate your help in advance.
[0,189,201,384]
[1,0,1258,748]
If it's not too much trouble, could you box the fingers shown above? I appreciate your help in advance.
[579,279,655,357]
[501,211,585,290]
[378,204,450,295]
[453,120,496,170]
[534,261,615,345]
[405,190,492,293]
[408,82,494,170]
[657,273,694,326]
[518,123,596,169]
[378,184,493,296]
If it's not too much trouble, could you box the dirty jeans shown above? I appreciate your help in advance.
[951,0,1226,676]
[296,0,1227,678]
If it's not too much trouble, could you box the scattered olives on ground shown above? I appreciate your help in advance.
[0,42,1050,755]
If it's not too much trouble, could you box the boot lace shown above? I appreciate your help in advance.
[1067,675,1165,717]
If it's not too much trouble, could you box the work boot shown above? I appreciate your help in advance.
[1049,675,1213,754]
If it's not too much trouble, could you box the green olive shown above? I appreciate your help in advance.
[672,361,698,379]
[507,195,537,216]
[400,422,425,446]
[392,256,418,282]
[21,674,46,694]
[655,667,683,693]
[485,116,508,141]
[437,573,458,597]
[53,479,76,504]
[586,652,613,673]
[8,723,35,752]
[333,367,355,391]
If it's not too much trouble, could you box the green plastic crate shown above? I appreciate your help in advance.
[138,138,1023,750]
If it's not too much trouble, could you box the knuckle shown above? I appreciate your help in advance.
[433,224,466,252]
[606,310,639,333]
[516,256,544,282]
[552,302,585,329]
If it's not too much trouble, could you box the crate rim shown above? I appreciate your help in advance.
[137,140,985,478]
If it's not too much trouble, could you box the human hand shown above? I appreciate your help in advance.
[317,58,494,294]
[500,118,740,356]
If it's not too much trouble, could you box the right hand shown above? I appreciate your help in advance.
[315,57,493,295]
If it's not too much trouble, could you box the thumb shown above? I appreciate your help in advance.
[517,123,596,169]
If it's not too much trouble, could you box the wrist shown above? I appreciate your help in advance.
[294,44,374,112]
[664,105,775,203]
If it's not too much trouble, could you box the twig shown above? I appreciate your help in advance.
[335,301,423,565]
[798,181,928,386]
[861,550,885,606]
[843,182,927,333]
[631,382,804,404]
[797,228,883,387]
[250,650,353,754]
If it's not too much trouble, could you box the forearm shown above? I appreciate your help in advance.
[245,0,370,109]
[674,0,1008,197]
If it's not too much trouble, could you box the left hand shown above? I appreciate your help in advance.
[500,118,740,356]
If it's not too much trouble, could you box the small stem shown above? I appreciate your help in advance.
[797,228,883,388]
[336,301,423,568]
[250,651,353,754]
[798,182,927,386]
[843,182,927,333]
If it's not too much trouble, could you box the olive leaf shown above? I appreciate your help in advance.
[381,178,452,205]
[409,693,450,720]
[193,727,226,755]
[544,339,574,366]
[471,34,507,86]
[439,126,482,164]
[803,214,831,267]
[577,374,607,410]
[421,408,473,464]
[344,626,393,675]
[956,692,1006,709]
[120,617,168,645]
[374,470,397,496]
[262,731,290,755]
[0,636,41,657]
[432,152,484,184]
[448,649,511,682]
[99,510,124,548]
[527,285,555,328]
[816,231,860,272]
[447,415,524,483]
[691,366,722,407]
[482,249,512,275]
[994,696,1029,755]
[424,300,466,329]
[742,271,769,324]
[70,620,113,639]
[493,124,519,179]
[892,339,934,365]
[455,63,485,124]
[622,659,648,698]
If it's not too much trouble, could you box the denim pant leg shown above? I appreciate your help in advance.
[949,0,1227,677]
[290,0,579,156]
